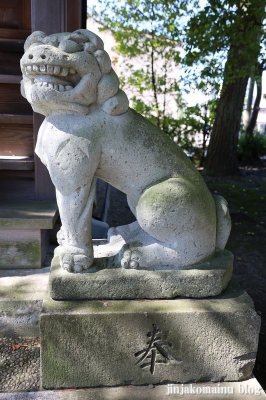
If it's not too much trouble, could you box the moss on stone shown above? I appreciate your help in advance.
[0,240,40,268]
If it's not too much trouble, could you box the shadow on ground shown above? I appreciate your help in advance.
[204,165,266,390]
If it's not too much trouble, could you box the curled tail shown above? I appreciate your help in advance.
[214,195,231,251]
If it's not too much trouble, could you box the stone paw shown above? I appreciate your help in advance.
[120,243,141,269]
[59,246,92,273]
[117,239,183,269]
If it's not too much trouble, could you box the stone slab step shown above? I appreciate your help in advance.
[0,202,58,229]
[0,202,58,269]
[0,379,264,399]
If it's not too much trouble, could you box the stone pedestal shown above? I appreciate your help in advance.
[49,248,233,299]
[40,280,260,389]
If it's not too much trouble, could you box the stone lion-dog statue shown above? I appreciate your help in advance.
[21,29,231,273]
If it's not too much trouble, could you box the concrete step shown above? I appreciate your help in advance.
[0,202,58,269]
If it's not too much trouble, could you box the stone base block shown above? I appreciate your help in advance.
[49,248,233,299]
[40,280,260,389]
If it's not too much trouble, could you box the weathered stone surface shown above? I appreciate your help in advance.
[0,229,41,269]
[21,29,232,278]
[49,248,233,300]
[41,280,260,389]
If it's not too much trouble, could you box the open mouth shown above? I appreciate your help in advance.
[23,64,81,92]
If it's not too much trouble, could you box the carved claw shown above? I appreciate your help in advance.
[59,246,92,272]
[121,249,131,268]
[129,260,139,269]
[121,249,139,269]
[73,254,88,272]
[63,263,71,271]
[62,254,73,271]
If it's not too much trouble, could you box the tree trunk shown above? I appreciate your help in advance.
[204,0,264,175]
[244,78,255,128]
[246,62,265,136]
[204,75,248,175]
[246,80,262,136]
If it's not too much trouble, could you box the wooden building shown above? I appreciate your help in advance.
[0,0,86,268]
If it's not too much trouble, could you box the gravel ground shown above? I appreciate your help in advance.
[0,337,40,392]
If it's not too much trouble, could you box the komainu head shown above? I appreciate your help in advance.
[20,29,129,116]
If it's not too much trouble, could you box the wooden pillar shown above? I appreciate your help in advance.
[31,0,86,200]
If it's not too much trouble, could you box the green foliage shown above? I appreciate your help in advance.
[91,0,266,169]
[91,0,266,97]
[183,0,266,94]
[174,104,206,139]
[238,131,266,162]
[92,0,194,148]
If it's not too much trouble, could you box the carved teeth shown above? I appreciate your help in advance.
[34,80,73,91]
[47,65,54,73]
[54,66,61,74]
[60,67,68,76]
[24,64,76,77]
[26,63,76,91]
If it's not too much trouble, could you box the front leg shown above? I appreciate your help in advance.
[56,180,96,272]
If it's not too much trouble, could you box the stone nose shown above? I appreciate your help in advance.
[24,45,58,63]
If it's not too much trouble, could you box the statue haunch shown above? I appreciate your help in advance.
[21,29,231,273]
